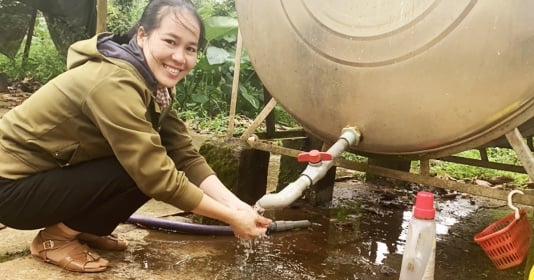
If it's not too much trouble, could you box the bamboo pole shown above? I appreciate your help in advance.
[22,9,37,68]
[227,29,243,137]
[96,0,107,33]
[505,128,534,181]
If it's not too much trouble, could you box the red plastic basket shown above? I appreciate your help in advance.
[474,209,532,270]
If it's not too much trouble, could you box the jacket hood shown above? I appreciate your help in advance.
[67,33,158,88]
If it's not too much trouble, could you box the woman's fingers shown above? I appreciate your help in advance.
[256,215,272,228]
[231,210,272,239]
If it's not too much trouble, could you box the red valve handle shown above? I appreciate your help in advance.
[297,150,332,163]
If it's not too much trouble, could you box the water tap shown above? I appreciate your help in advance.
[297,150,332,165]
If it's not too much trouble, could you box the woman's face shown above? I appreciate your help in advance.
[137,9,200,88]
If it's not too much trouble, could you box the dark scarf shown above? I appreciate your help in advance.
[97,35,158,89]
[97,35,172,110]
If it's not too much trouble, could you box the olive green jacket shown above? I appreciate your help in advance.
[0,34,213,211]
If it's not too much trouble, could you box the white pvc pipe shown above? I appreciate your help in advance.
[255,127,361,210]
[256,176,313,210]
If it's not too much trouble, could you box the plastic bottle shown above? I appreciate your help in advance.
[399,191,436,280]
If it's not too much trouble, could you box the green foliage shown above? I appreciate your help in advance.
[0,0,291,132]
[484,147,522,165]
[273,106,300,127]
[180,109,254,135]
[194,0,236,17]
[340,152,367,163]
[106,0,145,37]
[0,15,65,83]
[419,148,530,187]
[180,109,230,134]
[341,148,530,187]
[203,16,238,41]
[175,0,265,120]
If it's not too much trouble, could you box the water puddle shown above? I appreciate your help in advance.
[125,181,530,280]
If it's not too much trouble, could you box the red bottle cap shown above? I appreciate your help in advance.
[413,191,435,220]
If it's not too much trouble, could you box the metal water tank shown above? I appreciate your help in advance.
[235,0,534,158]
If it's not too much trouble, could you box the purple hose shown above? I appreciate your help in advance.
[128,214,234,235]
[127,214,311,235]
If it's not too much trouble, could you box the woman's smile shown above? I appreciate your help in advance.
[137,8,200,88]
[164,64,181,76]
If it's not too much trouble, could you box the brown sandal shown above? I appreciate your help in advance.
[78,233,128,251]
[30,231,109,273]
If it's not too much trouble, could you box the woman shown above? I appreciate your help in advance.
[0,0,271,273]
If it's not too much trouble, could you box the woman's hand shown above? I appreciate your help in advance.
[191,193,271,240]
[197,175,272,238]
[223,194,272,239]
[228,208,272,240]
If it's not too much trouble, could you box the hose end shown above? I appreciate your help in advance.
[266,220,312,234]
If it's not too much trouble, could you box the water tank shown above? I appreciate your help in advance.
[235,0,534,158]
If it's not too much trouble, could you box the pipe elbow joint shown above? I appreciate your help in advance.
[341,127,361,146]
[256,176,312,210]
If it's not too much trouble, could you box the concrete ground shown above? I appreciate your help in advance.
[0,200,207,280]
[0,122,217,279]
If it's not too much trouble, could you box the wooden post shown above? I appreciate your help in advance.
[227,29,242,137]
[263,86,275,138]
[506,128,534,181]
[420,159,430,176]
[96,0,107,33]
[22,9,37,68]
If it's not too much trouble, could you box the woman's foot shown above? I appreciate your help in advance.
[78,233,128,251]
[30,228,108,272]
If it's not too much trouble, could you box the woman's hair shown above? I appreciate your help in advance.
[126,0,206,50]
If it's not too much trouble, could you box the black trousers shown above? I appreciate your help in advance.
[0,157,150,235]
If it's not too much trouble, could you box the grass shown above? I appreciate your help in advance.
[180,108,299,136]
[340,147,531,188]
[428,148,531,187]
